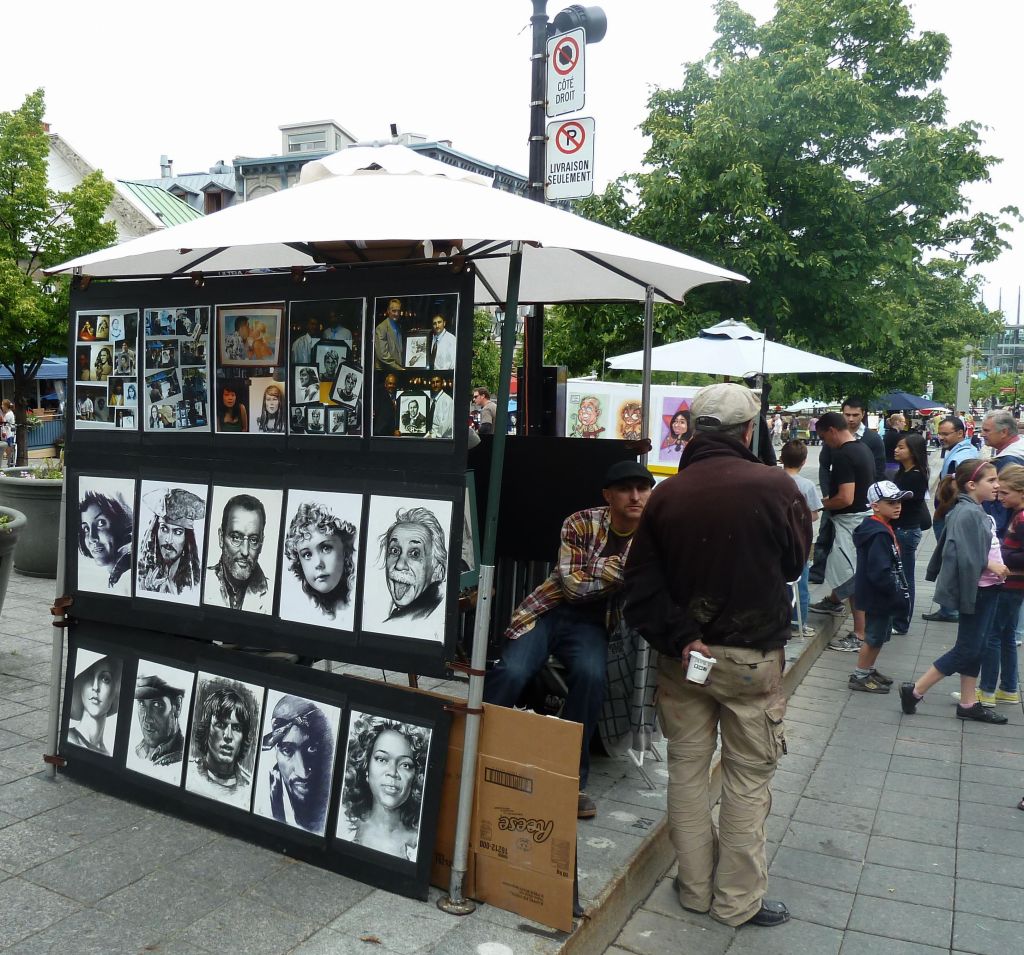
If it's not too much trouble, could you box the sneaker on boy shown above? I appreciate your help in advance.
[848,481,912,693]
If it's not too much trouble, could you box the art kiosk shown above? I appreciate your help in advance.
[45,145,746,928]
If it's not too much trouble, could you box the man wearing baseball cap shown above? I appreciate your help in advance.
[846,481,913,694]
[624,382,812,928]
[484,459,655,819]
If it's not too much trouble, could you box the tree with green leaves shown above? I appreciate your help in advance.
[0,89,116,463]
[551,0,1015,394]
[471,308,503,394]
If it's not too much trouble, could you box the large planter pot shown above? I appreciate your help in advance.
[0,505,28,615]
[0,468,62,578]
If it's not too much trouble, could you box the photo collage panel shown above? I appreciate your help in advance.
[74,310,139,430]
[143,307,212,432]
[214,303,288,435]
[370,294,458,440]
[288,298,365,436]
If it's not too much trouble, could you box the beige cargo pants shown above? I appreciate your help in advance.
[656,645,786,926]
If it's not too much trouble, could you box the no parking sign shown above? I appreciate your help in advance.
[545,117,595,200]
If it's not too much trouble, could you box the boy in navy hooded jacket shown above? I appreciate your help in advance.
[849,481,912,693]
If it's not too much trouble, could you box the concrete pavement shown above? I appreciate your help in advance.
[610,522,1024,955]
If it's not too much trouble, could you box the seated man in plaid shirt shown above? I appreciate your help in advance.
[483,460,655,819]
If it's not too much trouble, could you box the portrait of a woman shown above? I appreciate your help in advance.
[93,346,113,381]
[218,383,248,433]
[66,652,122,756]
[78,489,133,595]
[256,384,285,433]
[661,407,691,455]
[337,713,431,861]
[283,502,357,620]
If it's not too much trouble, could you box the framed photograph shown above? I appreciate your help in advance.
[107,376,132,410]
[65,647,123,758]
[217,305,283,367]
[184,672,264,810]
[294,366,321,405]
[125,659,195,786]
[305,405,326,434]
[314,342,348,384]
[335,709,432,862]
[249,377,287,434]
[326,406,348,435]
[202,485,283,616]
[76,476,135,598]
[252,689,342,836]
[290,405,306,434]
[460,474,480,590]
[404,335,428,369]
[135,480,208,607]
[370,293,458,438]
[398,393,427,436]
[279,490,361,632]
[212,377,250,434]
[330,365,362,406]
[75,310,139,430]
[361,495,453,643]
[115,409,136,430]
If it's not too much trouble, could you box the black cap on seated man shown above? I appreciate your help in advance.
[483,459,654,821]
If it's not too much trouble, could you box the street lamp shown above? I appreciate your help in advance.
[523,2,606,433]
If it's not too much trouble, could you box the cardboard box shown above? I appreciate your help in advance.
[431,702,581,933]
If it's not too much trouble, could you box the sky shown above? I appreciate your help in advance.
[3,0,1019,314]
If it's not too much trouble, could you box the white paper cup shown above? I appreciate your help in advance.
[686,650,716,684]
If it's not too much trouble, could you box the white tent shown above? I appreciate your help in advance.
[607,319,871,377]
[784,398,840,413]
[48,145,746,305]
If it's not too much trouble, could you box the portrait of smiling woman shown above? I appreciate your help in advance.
[336,712,432,861]
[280,491,362,631]
[66,650,123,756]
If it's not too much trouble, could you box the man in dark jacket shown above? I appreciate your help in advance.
[848,481,912,694]
[624,383,812,929]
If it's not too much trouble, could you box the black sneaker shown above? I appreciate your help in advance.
[810,598,845,616]
[740,899,790,927]
[921,611,958,622]
[871,669,894,686]
[850,673,890,694]
[899,682,919,714]
[956,703,1009,724]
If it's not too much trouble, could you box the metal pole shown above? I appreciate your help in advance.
[46,478,68,778]
[441,247,525,913]
[524,0,549,435]
[639,287,654,466]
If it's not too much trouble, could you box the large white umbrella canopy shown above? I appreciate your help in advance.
[608,320,871,377]
[48,145,746,305]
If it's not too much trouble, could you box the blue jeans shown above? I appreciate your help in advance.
[893,527,922,632]
[934,585,1001,678]
[931,517,958,619]
[791,562,810,626]
[484,603,608,788]
[980,588,1022,694]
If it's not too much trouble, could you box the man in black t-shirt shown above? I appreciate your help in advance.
[810,412,876,651]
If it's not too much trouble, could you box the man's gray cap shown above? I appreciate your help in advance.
[691,383,761,430]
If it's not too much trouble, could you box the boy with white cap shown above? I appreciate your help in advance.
[848,481,912,693]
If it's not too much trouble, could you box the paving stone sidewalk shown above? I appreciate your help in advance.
[0,564,670,954]
[611,527,1024,955]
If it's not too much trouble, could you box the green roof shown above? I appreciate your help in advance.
[119,180,204,227]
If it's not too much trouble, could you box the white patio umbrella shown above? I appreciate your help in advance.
[607,319,871,376]
[48,145,745,305]
[784,398,840,413]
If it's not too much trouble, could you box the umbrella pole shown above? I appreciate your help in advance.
[439,246,524,915]
[639,287,654,466]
